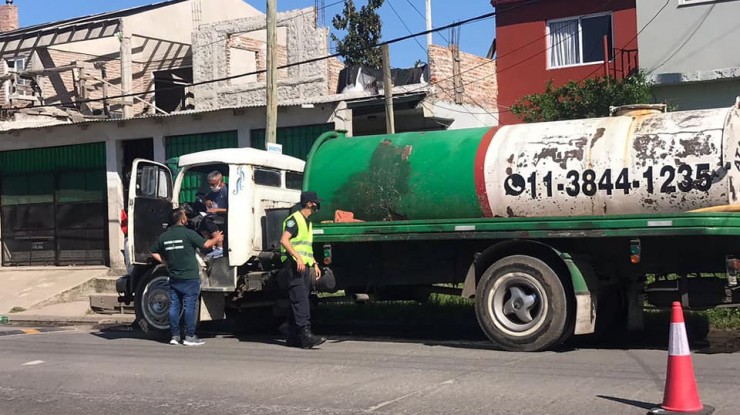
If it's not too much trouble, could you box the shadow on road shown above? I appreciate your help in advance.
[597,395,656,411]
[85,305,740,354]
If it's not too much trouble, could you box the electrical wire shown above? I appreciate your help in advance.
[9,5,523,112]
[387,0,497,122]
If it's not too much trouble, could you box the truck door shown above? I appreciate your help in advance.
[127,159,173,264]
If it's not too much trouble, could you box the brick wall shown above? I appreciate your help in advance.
[428,44,497,112]
[0,5,18,33]
[17,48,189,116]
[327,57,344,94]
[228,35,287,82]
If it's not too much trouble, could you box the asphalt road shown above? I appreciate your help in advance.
[0,325,738,415]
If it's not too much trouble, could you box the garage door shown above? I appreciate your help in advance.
[0,143,108,266]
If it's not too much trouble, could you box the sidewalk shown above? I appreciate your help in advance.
[8,301,134,325]
[0,267,134,325]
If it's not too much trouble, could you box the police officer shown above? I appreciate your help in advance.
[280,191,326,349]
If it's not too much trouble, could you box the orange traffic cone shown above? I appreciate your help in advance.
[648,302,714,415]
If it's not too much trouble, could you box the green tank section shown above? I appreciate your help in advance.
[304,129,490,222]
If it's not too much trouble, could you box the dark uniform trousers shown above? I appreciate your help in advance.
[284,259,312,331]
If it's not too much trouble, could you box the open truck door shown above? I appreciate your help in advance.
[127,159,173,264]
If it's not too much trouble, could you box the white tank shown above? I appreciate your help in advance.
[482,103,740,217]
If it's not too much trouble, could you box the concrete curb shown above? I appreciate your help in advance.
[7,314,135,325]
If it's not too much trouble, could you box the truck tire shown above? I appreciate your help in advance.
[475,255,570,352]
[135,269,172,339]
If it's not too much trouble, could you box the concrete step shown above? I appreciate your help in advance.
[89,293,134,314]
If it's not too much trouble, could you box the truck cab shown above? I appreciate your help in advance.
[117,148,305,337]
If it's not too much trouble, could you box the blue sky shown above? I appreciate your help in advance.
[20,0,495,68]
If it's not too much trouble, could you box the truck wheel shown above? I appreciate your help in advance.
[135,270,172,339]
[475,255,570,352]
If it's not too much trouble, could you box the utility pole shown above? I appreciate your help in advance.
[119,18,133,118]
[381,44,395,134]
[266,0,278,145]
[425,0,432,50]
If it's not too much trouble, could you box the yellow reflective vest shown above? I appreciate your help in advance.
[280,211,315,266]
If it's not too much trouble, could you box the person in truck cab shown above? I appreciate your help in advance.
[205,171,228,214]
[279,191,327,349]
[202,170,228,257]
[151,208,223,346]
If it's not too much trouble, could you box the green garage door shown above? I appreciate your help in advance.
[165,131,238,203]
[0,143,108,266]
[251,124,334,160]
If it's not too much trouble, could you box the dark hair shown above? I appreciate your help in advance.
[168,208,185,227]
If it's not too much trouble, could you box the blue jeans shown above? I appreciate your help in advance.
[169,277,200,338]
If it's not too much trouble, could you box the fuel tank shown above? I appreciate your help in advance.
[304,104,740,221]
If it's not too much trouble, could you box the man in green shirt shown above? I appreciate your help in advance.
[151,208,222,346]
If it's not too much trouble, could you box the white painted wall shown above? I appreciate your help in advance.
[637,0,740,75]
[637,0,740,109]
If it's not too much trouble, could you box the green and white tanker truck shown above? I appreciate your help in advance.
[118,102,740,352]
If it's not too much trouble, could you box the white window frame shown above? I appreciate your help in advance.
[546,12,614,70]
[7,56,28,87]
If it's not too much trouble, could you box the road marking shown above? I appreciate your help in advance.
[22,360,44,366]
[0,327,76,337]
[367,378,456,412]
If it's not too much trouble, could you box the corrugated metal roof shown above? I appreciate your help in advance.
[0,0,188,40]
[0,87,431,133]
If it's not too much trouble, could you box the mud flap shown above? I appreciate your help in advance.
[561,253,597,335]
[461,263,477,298]
[200,292,225,321]
[574,292,597,335]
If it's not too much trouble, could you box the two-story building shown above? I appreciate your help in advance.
[492,0,638,124]
[637,0,740,110]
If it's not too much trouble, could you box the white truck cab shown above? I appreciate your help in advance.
[120,148,305,337]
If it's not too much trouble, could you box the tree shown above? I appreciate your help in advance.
[510,71,658,123]
[331,0,385,68]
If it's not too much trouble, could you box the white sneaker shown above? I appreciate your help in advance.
[169,336,181,345]
[183,335,204,346]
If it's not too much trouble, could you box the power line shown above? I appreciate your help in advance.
[387,0,497,123]
[404,0,451,44]
[11,5,522,112]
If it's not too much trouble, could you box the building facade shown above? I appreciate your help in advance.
[492,0,638,124]
[637,0,740,110]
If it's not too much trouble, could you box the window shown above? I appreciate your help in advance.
[7,57,28,86]
[548,14,613,68]
[137,165,171,199]
[286,171,303,190]
[254,168,281,187]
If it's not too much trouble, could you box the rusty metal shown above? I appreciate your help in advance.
[485,105,740,217]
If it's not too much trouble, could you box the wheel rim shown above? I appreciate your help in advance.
[487,272,548,337]
[141,275,171,330]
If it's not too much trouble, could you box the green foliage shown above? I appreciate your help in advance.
[510,71,657,123]
[704,307,740,330]
[331,0,384,68]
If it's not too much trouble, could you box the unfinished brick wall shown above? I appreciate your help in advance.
[327,57,344,94]
[0,4,18,33]
[15,48,190,116]
[228,34,287,82]
[428,44,497,112]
